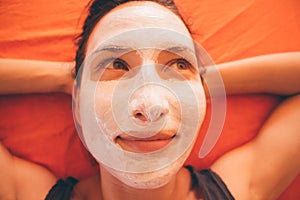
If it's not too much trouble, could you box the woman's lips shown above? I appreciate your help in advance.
[115,131,176,153]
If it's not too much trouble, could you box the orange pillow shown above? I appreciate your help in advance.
[0,0,299,199]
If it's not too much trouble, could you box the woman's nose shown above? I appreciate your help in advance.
[133,104,169,122]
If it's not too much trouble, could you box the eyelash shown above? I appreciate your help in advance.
[97,58,129,71]
[97,58,193,71]
[166,58,193,70]
[112,58,129,71]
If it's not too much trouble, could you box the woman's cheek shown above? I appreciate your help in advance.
[94,81,120,139]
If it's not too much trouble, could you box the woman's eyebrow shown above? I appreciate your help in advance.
[90,45,195,57]
[165,46,195,54]
[92,45,133,55]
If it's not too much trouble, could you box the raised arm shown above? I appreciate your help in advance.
[212,94,300,200]
[0,58,74,95]
[209,52,300,199]
[213,52,300,95]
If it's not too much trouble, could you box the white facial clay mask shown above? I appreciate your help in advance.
[73,28,226,189]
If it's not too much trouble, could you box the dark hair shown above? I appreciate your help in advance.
[75,0,180,76]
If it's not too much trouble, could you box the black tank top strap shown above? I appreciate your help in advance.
[45,177,78,200]
[185,165,235,200]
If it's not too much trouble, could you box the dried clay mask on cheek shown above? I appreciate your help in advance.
[73,28,226,189]
[93,81,120,142]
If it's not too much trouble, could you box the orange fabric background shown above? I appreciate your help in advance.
[0,0,299,199]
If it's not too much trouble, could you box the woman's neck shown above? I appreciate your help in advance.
[99,165,195,200]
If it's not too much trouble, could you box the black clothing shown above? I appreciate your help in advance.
[186,165,235,200]
[45,166,234,200]
[45,176,78,200]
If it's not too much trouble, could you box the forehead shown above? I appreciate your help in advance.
[86,1,193,55]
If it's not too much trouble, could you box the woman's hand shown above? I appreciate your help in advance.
[60,61,75,95]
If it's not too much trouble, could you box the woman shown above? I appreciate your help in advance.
[0,0,299,199]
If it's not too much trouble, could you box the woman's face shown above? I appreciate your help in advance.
[77,1,206,188]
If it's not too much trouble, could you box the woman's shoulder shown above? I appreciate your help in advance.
[0,143,57,200]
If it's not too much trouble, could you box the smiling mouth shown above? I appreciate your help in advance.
[115,131,176,153]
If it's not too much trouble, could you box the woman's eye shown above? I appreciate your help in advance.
[112,59,129,71]
[168,59,192,70]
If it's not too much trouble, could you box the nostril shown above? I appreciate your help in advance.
[131,103,169,122]
[149,105,168,122]
[159,112,164,118]
[133,111,148,121]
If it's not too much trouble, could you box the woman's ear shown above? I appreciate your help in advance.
[72,79,81,126]
[194,43,208,98]
[72,79,89,148]
[72,61,84,127]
